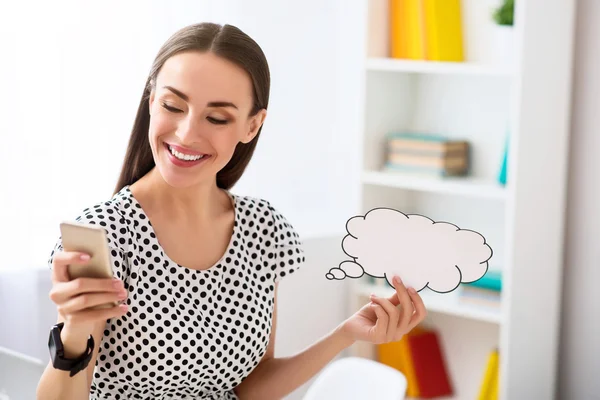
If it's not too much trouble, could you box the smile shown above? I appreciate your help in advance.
[168,145,204,161]
[164,143,210,167]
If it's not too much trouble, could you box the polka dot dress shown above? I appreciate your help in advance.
[48,186,305,399]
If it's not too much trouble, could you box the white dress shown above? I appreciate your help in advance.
[48,186,305,399]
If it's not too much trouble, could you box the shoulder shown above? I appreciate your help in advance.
[69,187,135,249]
[48,187,134,274]
[232,194,301,246]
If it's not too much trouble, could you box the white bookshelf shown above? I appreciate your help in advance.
[361,170,507,200]
[354,282,502,325]
[366,57,514,77]
[347,1,576,399]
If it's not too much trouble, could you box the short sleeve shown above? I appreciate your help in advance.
[47,201,130,281]
[265,202,305,283]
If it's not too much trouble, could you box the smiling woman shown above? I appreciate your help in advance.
[36,21,426,400]
[116,24,269,193]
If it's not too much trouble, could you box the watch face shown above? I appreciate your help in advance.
[48,325,63,359]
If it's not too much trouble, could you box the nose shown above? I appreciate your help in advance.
[175,115,203,145]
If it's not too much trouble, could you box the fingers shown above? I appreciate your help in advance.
[391,276,415,332]
[51,251,91,283]
[49,277,123,305]
[368,276,428,343]
[58,291,127,315]
[370,294,400,342]
[407,287,427,330]
[66,304,129,326]
[370,303,389,343]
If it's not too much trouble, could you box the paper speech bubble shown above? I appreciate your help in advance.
[326,208,493,293]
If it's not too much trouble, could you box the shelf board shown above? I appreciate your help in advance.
[361,170,507,200]
[366,57,514,77]
[354,281,502,325]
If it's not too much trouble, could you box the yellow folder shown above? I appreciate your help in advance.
[477,349,499,400]
[377,327,426,397]
[389,0,426,60]
[422,0,464,61]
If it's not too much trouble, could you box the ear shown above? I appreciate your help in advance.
[148,87,156,115]
[241,109,267,144]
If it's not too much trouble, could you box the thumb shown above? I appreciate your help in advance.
[51,251,89,283]
[52,263,70,283]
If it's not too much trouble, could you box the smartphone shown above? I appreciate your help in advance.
[59,221,117,309]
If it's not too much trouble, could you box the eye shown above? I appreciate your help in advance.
[207,116,229,125]
[161,102,183,113]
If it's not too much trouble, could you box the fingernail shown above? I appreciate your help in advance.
[393,276,402,285]
[113,279,123,289]
[408,287,417,294]
[119,304,128,312]
[118,290,127,300]
[80,254,90,261]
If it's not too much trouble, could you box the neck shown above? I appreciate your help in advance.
[132,168,231,223]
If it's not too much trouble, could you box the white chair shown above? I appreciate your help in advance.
[303,357,407,400]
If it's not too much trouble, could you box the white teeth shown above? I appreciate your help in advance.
[168,145,204,161]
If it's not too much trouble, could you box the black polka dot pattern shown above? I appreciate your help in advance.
[48,186,305,399]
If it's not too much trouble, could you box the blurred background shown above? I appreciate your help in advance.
[0,0,598,399]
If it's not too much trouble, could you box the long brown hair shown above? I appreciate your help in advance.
[113,22,270,194]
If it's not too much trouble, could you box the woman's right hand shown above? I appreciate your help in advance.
[49,250,128,342]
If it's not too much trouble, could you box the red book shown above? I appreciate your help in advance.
[406,330,454,398]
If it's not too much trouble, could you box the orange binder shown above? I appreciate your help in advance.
[389,0,426,60]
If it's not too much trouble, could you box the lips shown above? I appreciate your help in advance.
[163,143,210,168]
[166,143,205,157]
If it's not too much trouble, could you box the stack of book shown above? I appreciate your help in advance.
[377,326,453,398]
[459,270,502,308]
[385,132,470,177]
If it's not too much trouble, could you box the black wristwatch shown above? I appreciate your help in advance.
[48,322,95,377]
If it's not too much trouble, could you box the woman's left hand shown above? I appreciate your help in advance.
[339,276,427,344]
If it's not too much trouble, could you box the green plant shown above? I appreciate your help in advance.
[493,0,514,26]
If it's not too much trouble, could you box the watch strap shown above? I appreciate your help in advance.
[49,322,95,377]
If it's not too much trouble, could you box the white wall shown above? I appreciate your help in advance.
[558,1,600,399]
[0,0,361,272]
[0,2,358,399]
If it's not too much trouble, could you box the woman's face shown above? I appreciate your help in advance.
[148,51,266,189]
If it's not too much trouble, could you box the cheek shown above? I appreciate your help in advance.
[213,127,245,156]
[149,114,176,145]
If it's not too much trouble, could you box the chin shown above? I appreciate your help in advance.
[156,167,204,189]
[155,160,220,190]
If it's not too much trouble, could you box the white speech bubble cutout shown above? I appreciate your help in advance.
[325,208,493,293]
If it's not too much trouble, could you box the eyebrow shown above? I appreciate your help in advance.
[163,86,238,109]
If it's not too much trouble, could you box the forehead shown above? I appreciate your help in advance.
[156,51,253,106]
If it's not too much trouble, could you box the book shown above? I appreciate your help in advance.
[367,0,389,57]
[377,327,453,398]
[406,330,454,398]
[390,0,426,60]
[386,132,469,153]
[385,132,470,176]
[387,153,468,170]
[459,286,501,308]
[388,0,465,62]
[478,349,500,400]
[422,0,465,62]
[466,269,502,292]
[498,135,509,185]
[377,328,425,397]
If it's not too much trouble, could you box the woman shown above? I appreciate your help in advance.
[37,22,426,400]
